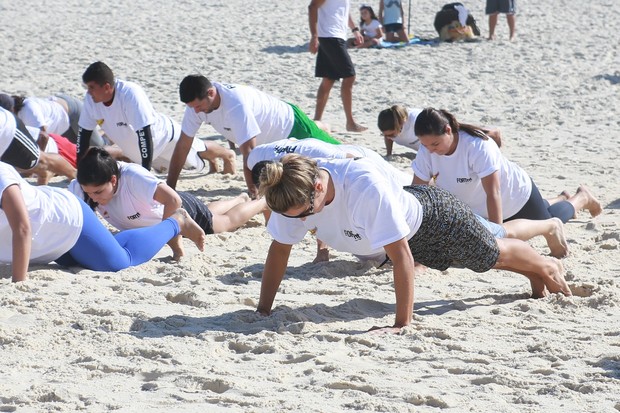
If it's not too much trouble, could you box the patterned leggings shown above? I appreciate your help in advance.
[405,185,500,272]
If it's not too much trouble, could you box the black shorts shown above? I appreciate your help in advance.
[179,191,214,235]
[486,0,516,14]
[383,23,404,33]
[404,185,500,272]
[0,116,40,170]
[315,37,355,80]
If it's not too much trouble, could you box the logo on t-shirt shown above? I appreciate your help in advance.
[343,229,362,241]
[273,145,298,155]
[127,212,141,220]
[456,177,472,183]
[116,121,128,127]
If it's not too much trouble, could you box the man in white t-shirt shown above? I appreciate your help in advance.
[308,0,367,132]
[168,75,340,196]
[77,62,234,174]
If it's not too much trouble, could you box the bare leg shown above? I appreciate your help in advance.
[211,197,267,233]
[396,28,409,43]
[103,144,131,162]
[507,14,516,41]
[488,13,499,40]
[170,208,205,252]
[547,190,571,206]
[208,193,251,215]
[314,78,336,122]
[167,235,184,262]
[313,119,331,134]
[35,152,76,181]
[567,186,602,218]
[502,217,569,258]
[341,76,367,132]
[494,238,571,296]
[199,145,236,175]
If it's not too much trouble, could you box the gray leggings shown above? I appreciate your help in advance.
[56,94,104,147]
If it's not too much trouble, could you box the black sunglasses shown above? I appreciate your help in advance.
[281,185,316,219]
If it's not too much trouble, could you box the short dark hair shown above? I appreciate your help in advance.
[0,94,14,112]
[251,160,272,188]
[179,75,212,103]
[82,61,115,86]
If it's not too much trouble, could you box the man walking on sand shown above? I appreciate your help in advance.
[308,0,367,132]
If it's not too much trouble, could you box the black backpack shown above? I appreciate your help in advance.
[433,2,481,36]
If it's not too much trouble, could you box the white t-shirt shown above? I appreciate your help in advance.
[412,131,532,220]
[18,97,70,135]
[362,19,382,38]
[79,79,175,164]
[0,162,82,263]
[247,138,348,170]
[267,157,423,258]
[181,82,293,148]
[248,138,413,186]
[68,162,164,230]
[317,0,349,40]
[392,108,422,152]
[0,107,16,156]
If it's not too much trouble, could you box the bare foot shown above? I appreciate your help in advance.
[314,120,331,134]
[544,218,569,258]
[487,34,496,41]
[346,122,368,132]
[544,258,572,296]
[576,186,602,217]
[312,248,330,264]
[171,208,205,252]
[222,150,236,175]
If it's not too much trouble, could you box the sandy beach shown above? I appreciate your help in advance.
[1,0,619,411]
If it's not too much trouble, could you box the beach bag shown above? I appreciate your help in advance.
[434,2,481,41]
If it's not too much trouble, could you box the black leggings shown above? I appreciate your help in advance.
[506,180,574,224]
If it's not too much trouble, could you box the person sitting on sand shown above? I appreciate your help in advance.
[411,108,602,224]
[254,154,572,334]
[0,160,204,282]
[77,61,233,175]
[167,74,340,197]
[347,5,384,48]
[69,147,266,261]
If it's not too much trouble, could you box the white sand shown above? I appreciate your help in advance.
[1,0,619,411]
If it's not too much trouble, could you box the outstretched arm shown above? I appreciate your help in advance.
[240,138,258,197]
[308,0,326,54]
[136,125,154,170]
[257,240,293,315]
[481,171,503,224]
[166,131,194,190]
[2,184,31,282]
[153,182,184,260]
[76,127,93,163]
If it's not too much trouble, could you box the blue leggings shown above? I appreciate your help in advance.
[55,198,180,271]
[505,180,575,223]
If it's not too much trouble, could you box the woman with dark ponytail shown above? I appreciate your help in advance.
[412,108,601,225]
[70,147,266,261]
